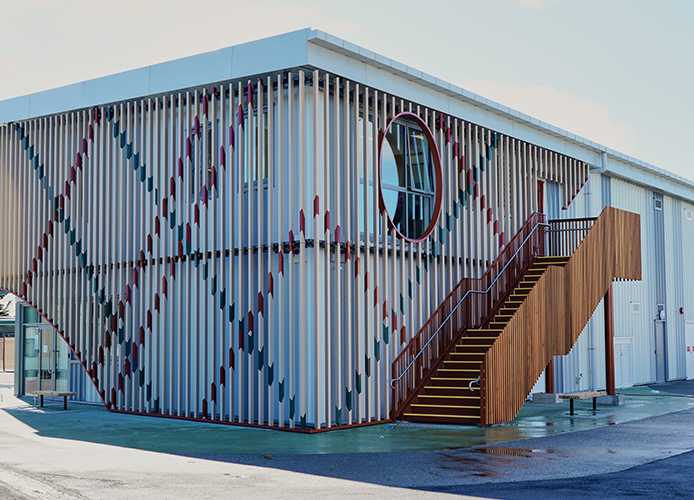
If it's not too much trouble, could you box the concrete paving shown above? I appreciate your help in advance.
[3,371,694,499]
[0,374,476,500]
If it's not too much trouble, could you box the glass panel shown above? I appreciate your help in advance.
[382,123,405,188]
[55,332,68,392]
[383,189,399,223]
[40,329,53,391]
[23,326,40,394]
[24,307,39,324]
[408,127,425,189]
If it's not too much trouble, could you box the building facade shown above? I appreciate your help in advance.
[2,29,693,430]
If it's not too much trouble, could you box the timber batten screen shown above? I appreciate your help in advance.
[0,71,590,430]
[483,207,642,425]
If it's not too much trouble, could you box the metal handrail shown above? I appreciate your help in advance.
[469,376,480,392]
[390,221,549,389]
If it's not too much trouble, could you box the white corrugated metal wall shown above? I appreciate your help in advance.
[545,171,694,392]
[681,201,694,380]
[609,177,656,385]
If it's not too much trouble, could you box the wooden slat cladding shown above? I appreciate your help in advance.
[483,207,641,425]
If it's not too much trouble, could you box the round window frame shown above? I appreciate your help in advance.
[377,111,443,243]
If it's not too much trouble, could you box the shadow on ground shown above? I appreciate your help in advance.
[4,381,694,496]
[427,447,694,500]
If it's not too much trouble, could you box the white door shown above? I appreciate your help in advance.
[615,338,633,388]
[655,321,666,383]
[686,321,694,379]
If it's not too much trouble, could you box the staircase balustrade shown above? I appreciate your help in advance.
[482,207,641,425]
[390,212,547,421]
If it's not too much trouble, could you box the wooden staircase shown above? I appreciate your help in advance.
[401,256,570,424]
[392,206,641,427]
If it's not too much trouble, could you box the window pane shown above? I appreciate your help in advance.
[24,326,39,393]
[24,307,39,324]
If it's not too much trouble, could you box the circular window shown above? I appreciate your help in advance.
[378,112,443,242]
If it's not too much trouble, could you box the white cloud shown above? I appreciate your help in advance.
[466,79,635,153]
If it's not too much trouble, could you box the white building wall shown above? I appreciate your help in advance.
[540,172,694,393]
[604,177,656,385]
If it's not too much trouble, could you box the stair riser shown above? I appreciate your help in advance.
[415,395,480,406]
[402,414,479,424]
[508,295,528,302]
[407,405,480,417]
[423,386,479,396]
[448,354,485,362]
[457,339,496,346]
[453,346,491,354]
[489,322,507,329]
[436,370,480,380]
[442,361,482,371]
[430,378,479,388]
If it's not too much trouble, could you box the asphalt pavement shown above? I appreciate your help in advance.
[3,372,694,499]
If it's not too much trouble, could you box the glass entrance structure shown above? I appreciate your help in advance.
[16,304,97,403]
[23,324,68,394]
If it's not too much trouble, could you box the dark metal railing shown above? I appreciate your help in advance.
[547,217,597,256]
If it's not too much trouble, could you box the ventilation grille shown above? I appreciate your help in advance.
[654,198,663,211]
[685,208,693,221]
[630,301,640,315]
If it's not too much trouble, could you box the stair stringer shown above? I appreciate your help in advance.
[482,207,642,426]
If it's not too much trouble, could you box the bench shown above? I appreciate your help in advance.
[559,391,607,415]
[28,391,77,410]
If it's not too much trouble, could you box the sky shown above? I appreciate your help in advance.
[0,0,692,180]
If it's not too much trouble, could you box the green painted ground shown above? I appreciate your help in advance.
[8,385,693,456]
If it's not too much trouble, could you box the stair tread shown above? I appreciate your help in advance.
[418,394,479,399]
[431,377,478,381]
[403,413,480,420]
[411,404,481,409]
[438,369,481,372]
[425,386,479,390]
